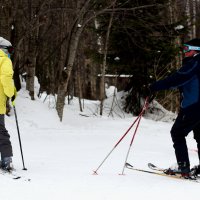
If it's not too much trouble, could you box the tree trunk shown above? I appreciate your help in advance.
[99,3,115,115]
[186,0,192,39]
[77,59,83,112]
[25,0,39,100]
[26,56,36,100]
[192,0,197,38]
[56,25,83,121]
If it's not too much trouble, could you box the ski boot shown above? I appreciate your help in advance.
[1,157,13,172]
[190,165,200,178]
[164,162,192,179]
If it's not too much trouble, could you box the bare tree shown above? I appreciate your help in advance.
[56,0,118,121]
[99,1,116,116]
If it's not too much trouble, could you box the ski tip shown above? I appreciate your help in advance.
[148,163,156,168]
[125,162,133,168]
[13,176,21,180]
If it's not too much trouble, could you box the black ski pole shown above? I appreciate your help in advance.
[13,104,27,170]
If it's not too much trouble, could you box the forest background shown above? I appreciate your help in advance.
[0,0,199,121]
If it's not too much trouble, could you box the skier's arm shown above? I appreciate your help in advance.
[0,58,14,97]
[150,60,200,91]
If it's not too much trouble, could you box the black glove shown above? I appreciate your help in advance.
[11,95,16,102]
[11,87,17,105]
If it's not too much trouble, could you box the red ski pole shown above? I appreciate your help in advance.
[93,97,149,175]
[120,98,149,175]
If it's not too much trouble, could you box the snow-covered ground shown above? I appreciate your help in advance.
[1,84,199,200]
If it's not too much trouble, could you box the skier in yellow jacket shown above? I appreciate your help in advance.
[0,37,16,171]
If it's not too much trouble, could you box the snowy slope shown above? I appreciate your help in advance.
[1,85,199,200]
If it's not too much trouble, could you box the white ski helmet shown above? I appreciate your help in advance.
[0,37,12,47]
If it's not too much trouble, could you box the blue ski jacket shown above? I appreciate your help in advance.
[150,53,200,114]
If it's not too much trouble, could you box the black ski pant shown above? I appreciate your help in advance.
[0,114,13,159]
[171,109,200,168]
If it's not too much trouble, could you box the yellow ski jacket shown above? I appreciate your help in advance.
[0,49,14,114]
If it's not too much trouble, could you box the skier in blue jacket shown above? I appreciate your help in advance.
[150,38,200,178]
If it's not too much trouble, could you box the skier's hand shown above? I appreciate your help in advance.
[11,87,17,105]
[148,92,156,103]
[143,84,155,103]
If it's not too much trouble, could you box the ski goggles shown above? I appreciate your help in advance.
[0,45,14,54]
[183,44,200,53]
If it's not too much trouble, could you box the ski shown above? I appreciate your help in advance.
[0,169,31,181]
[148,163,165,172]
[125,163,199,182]
[0,169,21,180]
[148,162,200,180]
[125,163,169,176]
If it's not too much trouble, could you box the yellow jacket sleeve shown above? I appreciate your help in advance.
[0,57,14,97]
